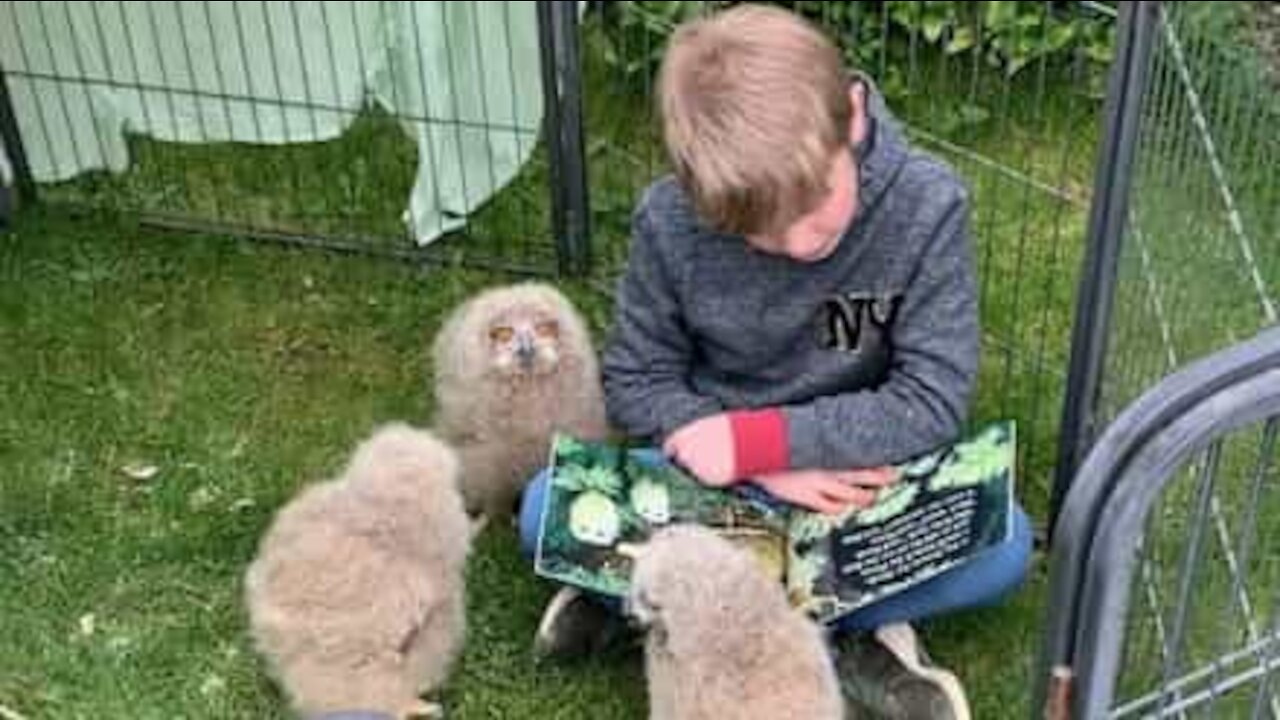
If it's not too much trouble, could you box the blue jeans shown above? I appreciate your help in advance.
[519,464,1033,633]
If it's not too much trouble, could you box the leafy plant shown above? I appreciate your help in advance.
[790,1,1116,80]
[589,1,729,83]
[590,1,1118,134]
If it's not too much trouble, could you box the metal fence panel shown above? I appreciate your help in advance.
[1038,9,1280,710]
[1053,0,1158,532]
[1038,323,1280,719]
[1108,418,1280,719]
[0,0,1133,520]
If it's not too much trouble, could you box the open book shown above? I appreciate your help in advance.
[534,421,1015,625]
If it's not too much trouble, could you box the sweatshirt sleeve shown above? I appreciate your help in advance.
[601,203,723,443]
[781,192,980,469]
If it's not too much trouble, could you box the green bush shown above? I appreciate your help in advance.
[593,1,1114,80]
[811,2,1113,77]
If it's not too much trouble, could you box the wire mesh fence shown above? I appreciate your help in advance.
[1096,1,1280,428]
[0,1,558,272]
[0,0,1271,540]
[0,1,1128,518]
[578,0,1119,520]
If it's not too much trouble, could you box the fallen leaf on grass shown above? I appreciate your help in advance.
[120,463,159,481]
[200,674,226,696]
[106,635,135,657]
[0,702,31,720]
[188,485,217,510]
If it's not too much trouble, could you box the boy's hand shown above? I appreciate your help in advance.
[839,466,900,489]
[663,414,737,486]
[752,467,898,515]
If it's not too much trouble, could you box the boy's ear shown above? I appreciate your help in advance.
[848,83,870,146]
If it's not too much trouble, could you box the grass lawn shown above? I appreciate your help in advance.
[0,208,1052,718]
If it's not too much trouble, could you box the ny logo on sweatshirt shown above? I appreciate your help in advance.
[816,292,902,353]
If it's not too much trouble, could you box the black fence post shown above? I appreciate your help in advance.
[0,61,37,208]
[537,1,591,277]
[1050,0,1158,539]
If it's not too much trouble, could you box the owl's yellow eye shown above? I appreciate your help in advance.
[489,326,515,343]
[534,320,560,339]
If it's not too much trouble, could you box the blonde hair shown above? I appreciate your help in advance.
[657,4,851,237]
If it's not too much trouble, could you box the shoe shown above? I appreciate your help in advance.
[834,623,971,720]
[532,587,629,662]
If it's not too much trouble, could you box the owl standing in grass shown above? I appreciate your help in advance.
[629,524,846,720]
[244,423,471,720]
[432,282,609,522]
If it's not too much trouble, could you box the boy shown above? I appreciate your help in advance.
[520,5,1032,718]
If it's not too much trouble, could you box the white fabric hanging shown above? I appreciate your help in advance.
[0,1,546,244]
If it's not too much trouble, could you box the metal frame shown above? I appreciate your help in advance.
[538,0,591,277]
[1037,323,1280,718]
[1052,0,1160,536]
[0,58,36,206]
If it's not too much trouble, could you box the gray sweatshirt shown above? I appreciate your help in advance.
[601,84,979,471]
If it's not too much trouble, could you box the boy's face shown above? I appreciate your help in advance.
[747,85,867,263]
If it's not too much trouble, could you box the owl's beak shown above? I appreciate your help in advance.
[624,593,658,631]
[515,332,537,368]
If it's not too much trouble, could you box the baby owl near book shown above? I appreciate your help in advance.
[244,423,471,720]
[432,282,609,522]
[628,524,847,720]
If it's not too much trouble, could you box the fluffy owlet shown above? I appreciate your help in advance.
[244,423,471,720]
[431,282,609,521]
[629,525,845,720]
